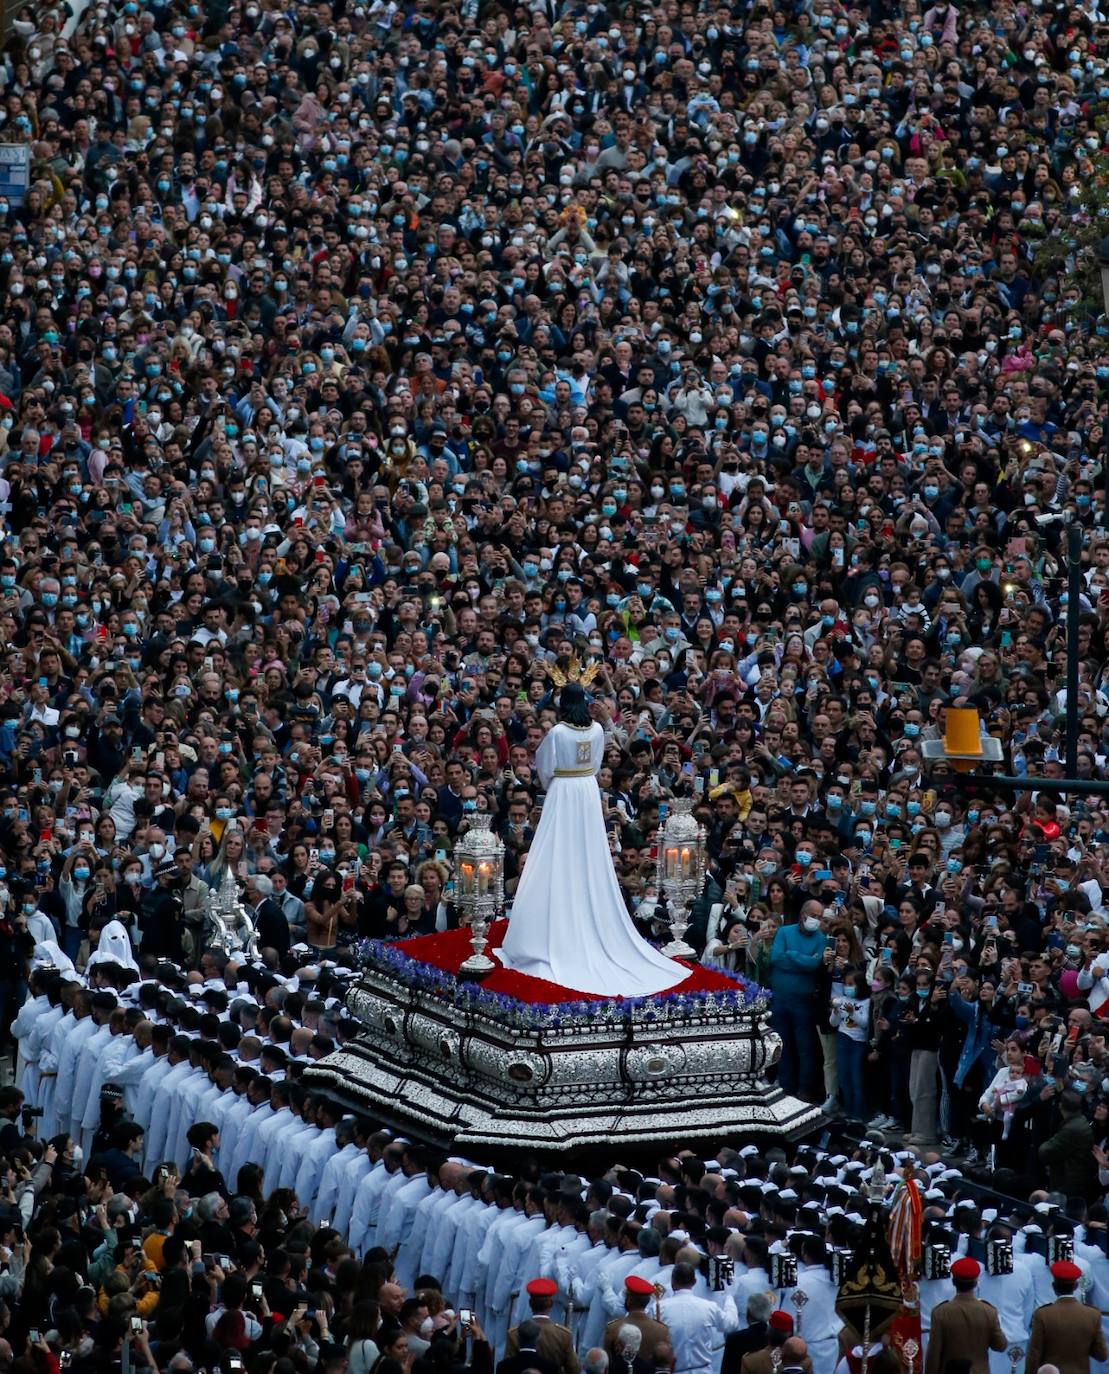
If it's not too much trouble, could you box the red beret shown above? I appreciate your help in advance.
[769,1312,795,1334]
[950,1258,980,1280]
[1051,1261,1082,1283]
[527,1278,558,1297]
[626,1275,655,1296]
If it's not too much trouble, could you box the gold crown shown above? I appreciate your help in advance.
[544,654,602,689]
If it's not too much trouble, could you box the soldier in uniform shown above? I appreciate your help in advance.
[925,1257,1007,1374]
[1025,1259,1108,1374]
[604,1274,671,1363]
[506,1277,582,1374]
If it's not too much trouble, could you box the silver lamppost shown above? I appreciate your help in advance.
[656,798,706,958]
[455,814,505,974]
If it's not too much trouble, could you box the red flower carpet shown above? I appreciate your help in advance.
[389,920,739,1004]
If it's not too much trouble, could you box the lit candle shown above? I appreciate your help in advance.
[665,846,678,879]
[461,861,474,894]
[681,846,691,877]
[478,861,491,895]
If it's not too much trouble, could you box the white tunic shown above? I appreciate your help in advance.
[348,1159,394,1255]
[52,1014,98,1132]
[660,1288,739,1374]
[333,1152,375,1239]
[776,1266,842,1374]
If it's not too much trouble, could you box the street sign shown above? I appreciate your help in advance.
[0,143,31,206]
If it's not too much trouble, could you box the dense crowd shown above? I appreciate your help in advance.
[6,0,1109,1366]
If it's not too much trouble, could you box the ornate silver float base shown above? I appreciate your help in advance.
[302,966,820,1153]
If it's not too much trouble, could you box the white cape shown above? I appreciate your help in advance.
[497,720,688,996]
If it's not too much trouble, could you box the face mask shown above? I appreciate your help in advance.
[864,594,880,609]
[801,914,821,932]
[796,850,813,867]
[74,866,90,881]
[934,810,952,828]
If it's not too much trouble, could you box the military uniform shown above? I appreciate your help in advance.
[925,1294,1006,1374]
[1025,1297,1108,1374]
[604,1311,671,1363]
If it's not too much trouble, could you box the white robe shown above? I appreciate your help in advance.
[276,1121,319,1190]
[214,1090,254,1177]
[580,1251,646,1353]
[80,1033,138,1151]
[380,1175,432,1287]
[227,1101,274,1184]
[112,1047,155,1120]
[133,1052,174,1133]
[254,1105,295,1178]
[497,720,688,996]
[144,1059,196,1167]
[51,1012,96,1133]
[21,1002,64,1107]
[313,1141,360,1226]
[776,1265,842,1374]
[419,1191,473,1286]
[37,1009,77,1140]
[13,993,49,1084]
[294,1126,338,1215]
[69,1023,112,1138]
[488,1213,546,1355]
[333,1151,375,1239]
[474,1206,526,1326]
[359,1165,406,1255]
[453,1199,502,1306]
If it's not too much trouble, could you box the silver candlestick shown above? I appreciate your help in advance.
[656,798,706,958]
[455,814,505,975]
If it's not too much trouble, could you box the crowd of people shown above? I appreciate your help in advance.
[6,0,1109,1366]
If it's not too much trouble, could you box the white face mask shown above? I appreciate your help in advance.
[802,915,821,933]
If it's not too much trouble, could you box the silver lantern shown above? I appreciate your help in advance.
[655,798,706,958]
[455,813,505,974]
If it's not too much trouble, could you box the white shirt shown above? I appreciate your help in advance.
[660,1288,739,1373]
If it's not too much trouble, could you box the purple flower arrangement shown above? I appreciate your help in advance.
[353,938,768,1031]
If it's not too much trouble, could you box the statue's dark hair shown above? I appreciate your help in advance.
[558,682,591,726]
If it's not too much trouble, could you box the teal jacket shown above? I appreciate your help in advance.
[768,923,825,1001]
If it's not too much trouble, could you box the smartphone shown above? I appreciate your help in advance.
[29,1331,41,1345]
[204,656,214,672]
[251,1282,263,1299]
[460,1309,474,1336]
[1018,981,1034,997]
[943,932,954,947]
[132,746,143,763]
[309,848,320,866]
[323,808,334,830]
[342,872,355,894]
[880,947,893,965]
[130,1317,143,1334]
[825,935,837,951]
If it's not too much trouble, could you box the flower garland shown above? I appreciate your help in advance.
[353,937,769,1031]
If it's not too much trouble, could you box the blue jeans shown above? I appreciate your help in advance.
[772,997,820,1099]
[62,927,83,962]
[836,1035,867,1120]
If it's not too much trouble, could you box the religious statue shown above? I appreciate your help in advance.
[496,666,689,997]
